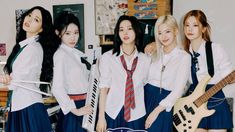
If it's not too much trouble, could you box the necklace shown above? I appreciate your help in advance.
[159,50,173,94]
[122,47,136,56]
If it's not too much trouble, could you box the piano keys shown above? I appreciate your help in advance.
[82,63,99,132]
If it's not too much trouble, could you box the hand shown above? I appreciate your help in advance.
[71,104,92,116]
[0,74,11,85]
[144,42,157,56]
[145,110,160,129]
[96,117,107,132]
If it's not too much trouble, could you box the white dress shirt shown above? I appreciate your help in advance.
[9,35,44,112]
[99,49,151,122]
[147,47,191,112]
[189,42,233,84]
[52,44,89,115]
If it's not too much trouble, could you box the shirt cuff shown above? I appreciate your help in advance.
[159,100,173,112]
[61,99,76,115]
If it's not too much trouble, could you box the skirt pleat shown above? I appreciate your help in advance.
[105,107,145,131]
[55,100,87,132]
[144,83,173,132]
[5,103,52,132]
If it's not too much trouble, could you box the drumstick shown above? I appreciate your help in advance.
[12,80,51,85]
[0,80,52,96]
[11,83,52,96]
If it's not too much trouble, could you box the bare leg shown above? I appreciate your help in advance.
[208,129,227,132]
[195,128,227,132]
[195,128,208,132]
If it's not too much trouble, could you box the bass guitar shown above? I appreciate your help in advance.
[173,70,235,132]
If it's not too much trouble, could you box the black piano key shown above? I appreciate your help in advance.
[89,119,92,123]
[93,87,96,93]
[91,100,95,105]
[92,93,96,98]
[89,115,93,121]
[93,84,97,89]
[94,79,98,84]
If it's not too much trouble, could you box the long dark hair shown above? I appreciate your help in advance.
[53,11,92,69]
[54,11,81,40]
[183,10,211,53]
[4,6,60,89]
[112,15,143,56]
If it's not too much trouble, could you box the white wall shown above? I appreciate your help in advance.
[0,0,100,63]
[173,0,235,130]
[1,0,235,129]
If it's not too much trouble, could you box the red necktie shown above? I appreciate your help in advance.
[120,55,138,121]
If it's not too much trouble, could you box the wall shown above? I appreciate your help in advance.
[0,0,100,63]
[173,0,235,130]
[1,0,235,129]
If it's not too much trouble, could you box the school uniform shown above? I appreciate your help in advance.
[145,47,191,132]
[99,48,151,130]
[5,36,52,132]
[186,41,233,129]
[52,44,89,132]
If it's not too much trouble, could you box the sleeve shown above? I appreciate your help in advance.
[8,44,42,90]
[98,53,111,89]
[159,54,191,112]
[51,51,76,115]
[143,55,151,85]
[213,44,233,78]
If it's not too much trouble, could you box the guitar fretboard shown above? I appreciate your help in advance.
[194,70,235,107]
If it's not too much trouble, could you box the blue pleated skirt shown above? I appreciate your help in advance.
[105,107,145,131]
[5,103,52,132]
[55,99,86,132]
[144,83,173,132]
[186,84,233,129]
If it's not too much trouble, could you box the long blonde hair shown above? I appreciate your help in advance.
[151,15,180,62]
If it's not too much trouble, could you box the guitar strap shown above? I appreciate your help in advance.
[205,41,214,77]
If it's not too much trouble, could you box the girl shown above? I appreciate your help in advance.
[0,6,60,132]
[52,11,92,132]
[183,10,234,132]
[144,15,191,132]
[96,15,151,132]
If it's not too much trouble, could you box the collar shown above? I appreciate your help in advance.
[61,43,85,57]
[61,43,73,52]
[119,46,138,58]
[19,35,39,48]
[189,41,205,57]
[161,46,178,59]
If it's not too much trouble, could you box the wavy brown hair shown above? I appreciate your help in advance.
[183,10,211,53]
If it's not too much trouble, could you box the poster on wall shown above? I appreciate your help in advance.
[15,9,28,36]
[128,0,171,19]
[53,4,85,53]
[95,0,128,35]
[127,0,158,19]
[0,43,6,56]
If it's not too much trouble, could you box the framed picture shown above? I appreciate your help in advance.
[95,0,172,35]
[99,35,114,45]
[15,9,27,36]
[127,0,171,19]
[0,43,6,56]
[95,0,128,35]
[53,4,85,53]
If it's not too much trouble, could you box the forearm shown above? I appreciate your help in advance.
[153,105,165,114]
[98,88,109,119]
